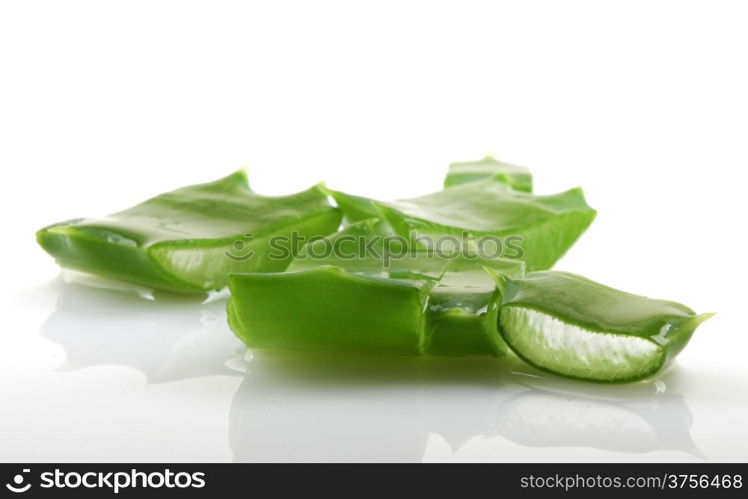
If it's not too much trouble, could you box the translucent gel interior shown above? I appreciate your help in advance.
[151,245,235,289]
[500,306,662,381]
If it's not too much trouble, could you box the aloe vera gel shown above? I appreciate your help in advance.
[496,272,713,382]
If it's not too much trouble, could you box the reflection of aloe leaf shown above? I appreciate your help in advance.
[40,283,243,383]
[228,352,701,461]
[37,170,341,293]
[493,389,702,457]
[229,352,426,462]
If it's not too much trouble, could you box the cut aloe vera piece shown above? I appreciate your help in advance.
[230,220,441,355]
[292,219,527,357]
[228,266,435,355]
[425,257,525,357]
[37,170,342,293]
[231,220,526,357]
[444,156,533,192]
[496,271,714,382]
[328,177,595,271]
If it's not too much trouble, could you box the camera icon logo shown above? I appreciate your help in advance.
[5,469,31,493]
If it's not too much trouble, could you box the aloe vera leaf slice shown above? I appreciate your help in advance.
[37,170,342,293]
[228,266,435,355]
[289,220,526,357]
[495,271,714,382]
[444,155,533,192]
[262,220,441,355]
[328,177,595,272]
[425,257,525,357]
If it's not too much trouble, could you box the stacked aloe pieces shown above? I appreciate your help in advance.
[37,157,712,382]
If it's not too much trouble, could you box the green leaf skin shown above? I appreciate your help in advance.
[36,170,342,293]
[496,271,714,383]
[228,266,435,355]
[292,219,527,357]
[328,177,596,272]
[230,220,440,355]
[230,220,525,357]
[444,156,533,192]
[425,258,525,357]
[288,219,445,279]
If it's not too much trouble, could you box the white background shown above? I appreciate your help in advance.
[1,0,747,462]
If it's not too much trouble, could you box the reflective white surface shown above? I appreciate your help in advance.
[1,272,746,462]
[2,0,748,463]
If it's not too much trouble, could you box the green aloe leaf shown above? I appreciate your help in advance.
[444,155,533,192]
[494,271,714,383]
[229,220,525,357]
[287,219,445,279]
[228,266,436,355]
[37,170,342,293]
[291,220,527,356]
[229,220,440,355]
[328,177,595,271]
